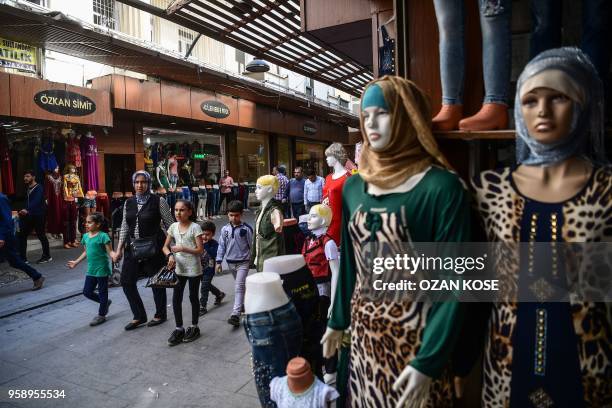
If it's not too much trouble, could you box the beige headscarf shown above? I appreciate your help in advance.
[358,76,452,189]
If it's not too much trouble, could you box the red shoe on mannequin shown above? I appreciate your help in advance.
[459,102,508,131]
[432,104,463,131]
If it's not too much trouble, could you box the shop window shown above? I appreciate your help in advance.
[93,0,115,29]
[295,141,327,178]
[178,28,194,55]
[276,136,291,172]
[236,131,269,183]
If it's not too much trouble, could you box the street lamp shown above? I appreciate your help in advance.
[246,58,270,73]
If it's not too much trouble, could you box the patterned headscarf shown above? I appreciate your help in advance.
[132,170,152,205]
[515,47,606,165]
[358,75,452,189]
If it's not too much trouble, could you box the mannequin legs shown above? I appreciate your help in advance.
[63,201,77,246]
[433,0,465,106]
[197,197,207,219]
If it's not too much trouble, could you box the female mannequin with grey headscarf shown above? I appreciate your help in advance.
[111,171,175,330]
[467,48,611,407]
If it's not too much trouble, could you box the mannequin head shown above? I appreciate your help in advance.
[325,143,348,168]
[514,47,605,165]
[361,84,392,151]
[357,76,451,189]
[64,164,77,175]
[307,204,332,230]
[255,175,278,201]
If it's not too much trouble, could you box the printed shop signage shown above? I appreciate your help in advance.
[201,100,230,119]
[33,90,97,116]
[303,122,317,135]
[0,37,37,73]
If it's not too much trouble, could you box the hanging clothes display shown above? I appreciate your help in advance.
[54,132,66,173]
[45,170,64,235]
[80,132,99,191]
[38,138,57,174]
[0,130,14,195]
[66,134,82,168]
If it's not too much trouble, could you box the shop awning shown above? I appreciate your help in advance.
[116,0,373,98]
[0,0,359,128]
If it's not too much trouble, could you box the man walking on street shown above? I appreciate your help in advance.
[0,192,45,290]
[273,165,289,217]
[304,168,325,213]
[19,170,52,264]
[287,166,306,218]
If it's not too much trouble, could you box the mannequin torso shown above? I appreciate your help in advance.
[244,272,289,314]
[323,158,350,244]
[253,187,285,271]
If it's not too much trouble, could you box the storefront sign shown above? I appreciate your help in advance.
[303,122,317,135]
[0,37,37,73]
[201,100,230,119]
[33,90,97,116]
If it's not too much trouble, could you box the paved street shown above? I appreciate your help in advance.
[0,213,261,408]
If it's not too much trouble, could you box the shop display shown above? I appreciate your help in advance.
[44,166,64,236]
[66,132,82,168]
[251,175,285,272]
[156,158,170,190]
[38,132,58,175]
[270,357,339,408]
[80,131,99,192]
[432,0,511,131]
[323,76,470,407]
[470,47,611,408]
[264,255,324,380]
[168,153,179,189]
[0,129,14,196]
[322,143,351,245]
[62,163,83,248]
[243,271,302,408]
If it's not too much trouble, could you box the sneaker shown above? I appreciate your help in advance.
[324,372,337,385]
[89,316,106,326]
[227,315,240,327]
[167,328,185,346]
[32,276,45,291]
[36,256,52,264]
[183,326,200,342]
[199,306,207,316]
[214,292,226,306]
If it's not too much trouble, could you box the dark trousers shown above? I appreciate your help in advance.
[220,192,232,213]
[290,202,306,219]
[18,214,50,260]
[173,275,201,327]
[305,201,320,213]
[200,271,222,307]
[63,201,78,244]
[121,252,167,322]
[0,235,42,281]
[83,275,109,316]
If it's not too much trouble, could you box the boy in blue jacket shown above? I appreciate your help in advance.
[199,220,225,316]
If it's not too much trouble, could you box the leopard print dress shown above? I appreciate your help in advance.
[472,166,612,408]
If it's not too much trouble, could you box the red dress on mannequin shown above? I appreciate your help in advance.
[323,171,351,244]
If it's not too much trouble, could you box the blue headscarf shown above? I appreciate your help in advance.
[515,47,606,166]
[132,170,152,205]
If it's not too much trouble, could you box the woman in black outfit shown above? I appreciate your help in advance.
[111,170,174,330]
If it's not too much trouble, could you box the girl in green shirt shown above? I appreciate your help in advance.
[67,213,113,326]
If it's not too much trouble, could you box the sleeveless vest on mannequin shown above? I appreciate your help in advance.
[252,198,285,270]
[302,234,332,282]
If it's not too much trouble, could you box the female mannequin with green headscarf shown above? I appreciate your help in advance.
[322,76,471,407]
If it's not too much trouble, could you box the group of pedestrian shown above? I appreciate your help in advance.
[273,165,325,218]
[62,170,260,349]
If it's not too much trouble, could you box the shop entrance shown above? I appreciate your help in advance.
[104,154,135,194]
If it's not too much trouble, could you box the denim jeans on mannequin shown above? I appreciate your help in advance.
[434,0,511,105]
[243,302,303,408]
[530,0,611,85]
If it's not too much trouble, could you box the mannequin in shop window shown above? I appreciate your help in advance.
[62,164,84,248]
[251,175,285,272]
[431,0,511,131]
[321,76,471,408]
[144,145,155,183]
[80,131,99,191]
[45,166,64,239]
[156,158,170,190]
[464,47,612,408]
[322,143,351,245]
[167,153,179,190]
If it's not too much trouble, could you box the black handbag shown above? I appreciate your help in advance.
[146,265,179,288]
[130,235,158,261]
